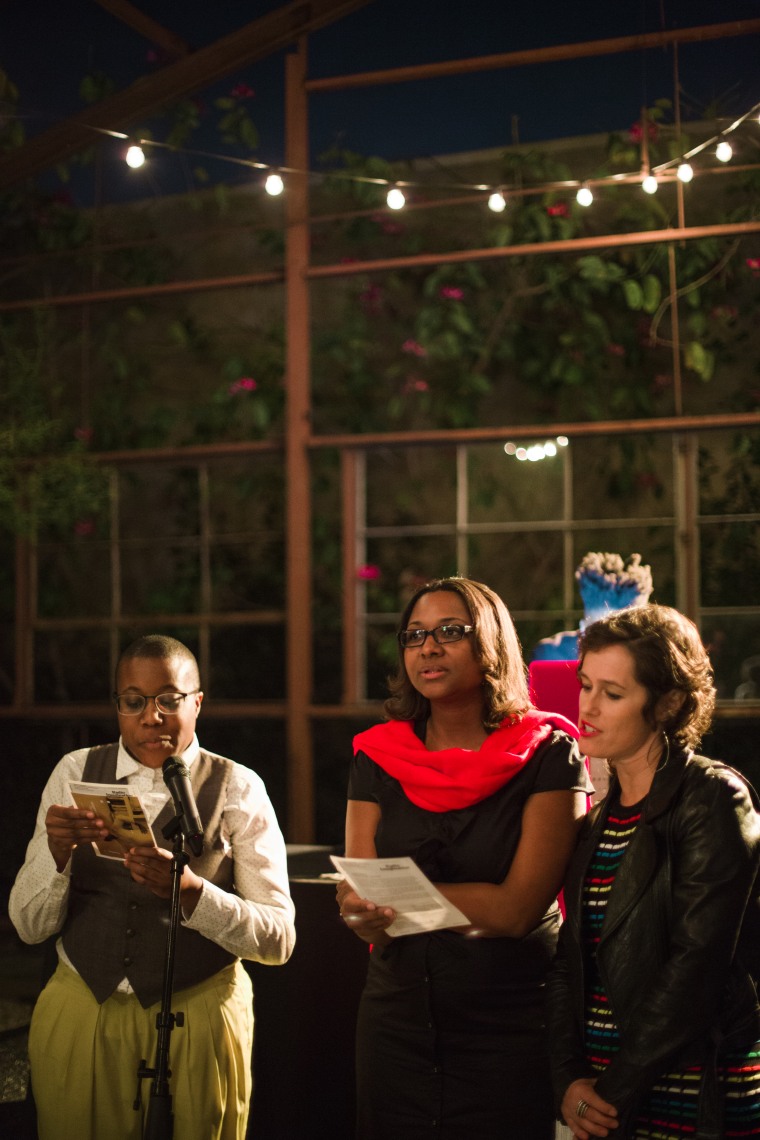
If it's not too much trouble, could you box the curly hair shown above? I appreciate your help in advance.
[384,577,531,730]
[116,634,200,690]
[578,604,716,749]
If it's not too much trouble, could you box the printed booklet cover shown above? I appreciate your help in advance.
[69,781,157,861]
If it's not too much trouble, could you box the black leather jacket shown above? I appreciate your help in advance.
[546,747,760,1139]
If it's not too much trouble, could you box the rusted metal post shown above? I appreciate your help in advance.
[284,37,315,841]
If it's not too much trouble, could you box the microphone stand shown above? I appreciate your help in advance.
[135,816,189,1140]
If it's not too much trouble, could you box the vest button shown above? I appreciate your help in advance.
[126,928,134,937]
[123,957,132,966]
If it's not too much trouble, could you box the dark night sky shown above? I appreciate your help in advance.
[3,0,760,203]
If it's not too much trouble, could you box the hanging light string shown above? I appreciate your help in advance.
[652,101,760,174]
[4,99,760,208]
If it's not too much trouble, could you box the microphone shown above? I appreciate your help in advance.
[162,757,204,857]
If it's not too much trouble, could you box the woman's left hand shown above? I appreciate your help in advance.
[561,1078,618,1138]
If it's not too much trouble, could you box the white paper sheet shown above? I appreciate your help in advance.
[331,854,470,937]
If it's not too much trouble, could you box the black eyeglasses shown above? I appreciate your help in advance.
[113,691,200,716]
[397,623,474,649]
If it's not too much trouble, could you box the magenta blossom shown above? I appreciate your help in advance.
[74,519,95,537]
[359,283,383,313]
[629,121,659,144]
[402,339,427,357]
[231,83,255,98]
[606,342,625,357]
[356,564,381,581]
[439,286,464,300]
[403,377,429,394]
[229,377,257,395]
[547,202,569,217]
[746,258,760,275]
[74,426,93,443]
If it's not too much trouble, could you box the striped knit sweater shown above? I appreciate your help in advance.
[582,794,760,1138]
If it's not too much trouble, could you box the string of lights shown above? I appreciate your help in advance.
[9,98,760,212]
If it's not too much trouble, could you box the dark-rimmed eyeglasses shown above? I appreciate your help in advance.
[397,623,474,649]
[113,691,200,716]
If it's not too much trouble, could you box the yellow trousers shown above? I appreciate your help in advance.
[29,959,253,1140]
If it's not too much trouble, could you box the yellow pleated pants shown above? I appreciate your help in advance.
[29,959,254,1140]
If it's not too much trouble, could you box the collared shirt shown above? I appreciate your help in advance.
[9,735,295,990]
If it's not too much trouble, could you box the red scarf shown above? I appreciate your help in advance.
[353,709,579,812]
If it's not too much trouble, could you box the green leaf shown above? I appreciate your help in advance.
[641,274,661,314]
[622,279,643,310]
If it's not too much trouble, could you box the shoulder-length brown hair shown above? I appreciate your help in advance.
[384,577,531,730]
[578,604,716,749]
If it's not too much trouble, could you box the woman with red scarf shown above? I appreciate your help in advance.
[338,576,591,1138]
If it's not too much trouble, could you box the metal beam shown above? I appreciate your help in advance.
[3,219,759,314]
[0,0,373,190]
[90,0,191,58]
[306,19,760,91]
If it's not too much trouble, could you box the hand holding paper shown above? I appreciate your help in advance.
[331,855,470,937]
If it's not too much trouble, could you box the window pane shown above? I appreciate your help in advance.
[366,448,457,527]
[469,442,566,523]
[573,436,675,520]
[35,630,111,702]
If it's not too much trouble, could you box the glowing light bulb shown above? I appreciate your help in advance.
[265,172,284,196]
[543,441,557,457]
[503,442,517,455]
[677,162,694,183]
[515,448,528,461]
[125,145,145,169]
[576,185,593,207]
[386,186,405,210]
[715,140,732,163]
[556,436,569,447]
[642,174,658,195]
[488,190,507,213]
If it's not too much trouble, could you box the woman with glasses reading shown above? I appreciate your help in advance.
[337,576,591,1138]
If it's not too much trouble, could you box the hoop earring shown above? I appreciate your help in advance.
[659,731,670,771]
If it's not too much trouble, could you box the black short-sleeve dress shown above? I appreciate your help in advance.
[349,724,591,1139]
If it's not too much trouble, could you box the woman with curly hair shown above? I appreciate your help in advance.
[547,604,760,1139]
[337,576,592,1138]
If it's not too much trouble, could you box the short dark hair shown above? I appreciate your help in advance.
[116,635,200,690]
[578,604,716,749]
[384,577,530,730]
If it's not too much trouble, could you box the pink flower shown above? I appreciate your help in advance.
[360,284,383,313]
[745,258,760,275]
[629,121,659,143]
[74,426,93,443]
[371,213,405,235]
[711,305,738,322]
[606,342,625,357]
[74,519,95,537]
[547,202,569,217]
[403,377,429,394]
[653,373,672,391]
[439,286,464,300]
[402,339,427,357]
[229,377,257,395]
[356,564,381,581]
[231,84,255,99]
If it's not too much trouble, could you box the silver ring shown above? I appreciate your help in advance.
[576,1099,590,1119]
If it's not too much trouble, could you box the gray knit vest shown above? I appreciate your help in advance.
[62,743,237,1007]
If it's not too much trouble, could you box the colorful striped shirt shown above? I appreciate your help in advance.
[581,795,760,1138]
